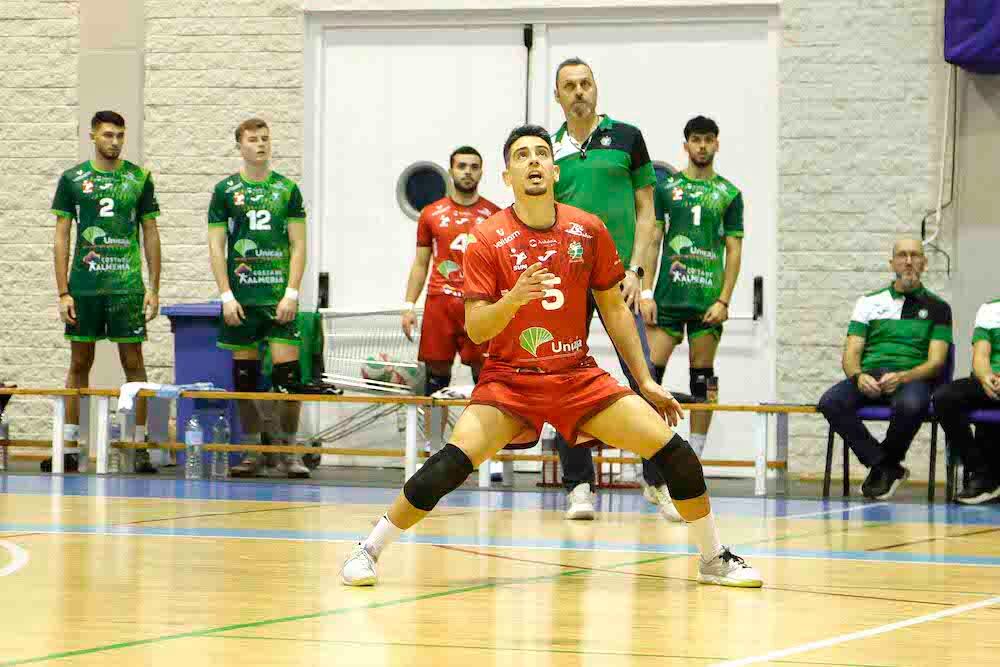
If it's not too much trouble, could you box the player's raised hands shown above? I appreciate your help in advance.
[506,263,556,307]
[639,379,685,427]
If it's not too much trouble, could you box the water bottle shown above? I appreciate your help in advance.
[0,416,8,472]
[210,413,230,480]
[108,422,122,473]
[184,413,204,480]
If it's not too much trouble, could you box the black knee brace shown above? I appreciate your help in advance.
[653,365,665,385]
[271,361,301,393]
[471,366,481,384]
[403,443,473,511]
[233,359,261,393]
[649,434,707,500]
[690,367,715,400]
[424,373,451,397]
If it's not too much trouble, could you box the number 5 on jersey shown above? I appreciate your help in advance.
[542,276,564,311]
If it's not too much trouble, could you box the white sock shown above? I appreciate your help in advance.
[63,424,80,454]
[362,514,403,560]
[135,425,146,443]
[690,511,723,562]
[690,433,707,457]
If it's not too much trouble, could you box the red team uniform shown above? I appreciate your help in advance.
[416,196,501,365]
[464,203,634,445]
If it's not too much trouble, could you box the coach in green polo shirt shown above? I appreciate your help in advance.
[818,239,952,500]
[548,57,671,522]
[932,299,1000,504]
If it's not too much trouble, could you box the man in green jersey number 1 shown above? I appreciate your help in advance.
[51,110,162,474]
[641,116,744,464]
[207,118,309,479]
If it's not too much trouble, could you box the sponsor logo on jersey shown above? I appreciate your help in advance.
[531,238,559,247]
[82,180,94,194]
[432,203,449,215]
[600,135,612,147]
[439,216,451,227]
[455,217,469,226]
[73,170,91,182]
[551,338,584,354]
[475,216,486,224]
[225,181,242,194]
[494,230,521,248]
[519,327,553,356]
[918,308,929,319]
[537,250,557,263]
[568,241,584,261]
[272,192,280,200]
[99,182,113,190]
[234,191,245,206]
[250,194,263,202]
[510,248,528,271]
[477,207,492,216]
[672,187,683,201]
[565,223,593,239]
[82,227,106,245]
[689,190,704,199]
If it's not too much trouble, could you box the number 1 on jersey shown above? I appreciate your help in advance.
[692,204,702,227]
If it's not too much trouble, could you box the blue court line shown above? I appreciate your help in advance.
[2,474,1000,525]
[3,521,1000,567]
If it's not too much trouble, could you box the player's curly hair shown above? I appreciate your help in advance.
[502,125,553,166]
[684,116,719,140]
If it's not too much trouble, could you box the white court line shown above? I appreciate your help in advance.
[0,540,29,577]
[710,594,1000,667]
[777,502,888,520]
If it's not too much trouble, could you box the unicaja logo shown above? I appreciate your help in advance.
[519,327,553,356]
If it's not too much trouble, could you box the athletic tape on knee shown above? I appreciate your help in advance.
[403,443,473,511]
[690,367,715,400]
[650,433,707,501]
[271,361,300,392]
[653,365,665,385]
[233,359,261,393]
[424,373,451,397]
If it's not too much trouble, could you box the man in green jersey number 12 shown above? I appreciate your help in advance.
[641,116,744,461]
[207,118,309,479]
[51,110,162,474]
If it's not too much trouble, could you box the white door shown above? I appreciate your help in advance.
[537,21,778,472]
[320,26,527,312]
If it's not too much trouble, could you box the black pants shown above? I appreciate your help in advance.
[932,377,1000,475]
[817,369,932,468]
[554,291,662,492]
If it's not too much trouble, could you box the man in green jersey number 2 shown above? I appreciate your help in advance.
[642,116,744,476]
[51,111,162,474]
[208,118,309,479]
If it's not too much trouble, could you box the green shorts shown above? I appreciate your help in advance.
[217,304,302,350]
[65,293,146,343]
[657,311,723,343]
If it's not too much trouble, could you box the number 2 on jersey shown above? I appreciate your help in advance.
[247,209,272,231]
[99,198,114,218]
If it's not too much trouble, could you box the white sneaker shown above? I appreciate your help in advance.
[698,547,763,588]
[230,453,264,478]
[279,454,311,479]
[642,483,684,523]
[565,483,596,520]
[341,544,378,586]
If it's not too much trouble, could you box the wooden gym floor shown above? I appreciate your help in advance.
[0,475,998,666]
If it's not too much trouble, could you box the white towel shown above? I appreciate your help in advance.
[117,382,162,413]
[430,385,476,399]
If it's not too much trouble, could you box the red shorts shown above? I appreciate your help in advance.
[419,294,485,366]
[470,363,634,445]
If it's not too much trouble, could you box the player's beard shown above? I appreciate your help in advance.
[454,179,479,195]
[691,152,715,168]
[895,269,921,291]
[98,145,120,161]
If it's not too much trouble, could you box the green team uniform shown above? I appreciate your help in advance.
[848,284,952,372]
[208,171,306,350]
[973,300,1000,374]
[51,160,160,343]
[653,171,744,341]
[552,115,656,267]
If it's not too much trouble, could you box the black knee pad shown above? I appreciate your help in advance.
[652,365,665,385]
[233,359,261,393]
[424,373,452,397]
[403,443,473,511]
[471,366,481,384]
[271,361,301,393]
[650,434,707,500]
[690,367,715,400]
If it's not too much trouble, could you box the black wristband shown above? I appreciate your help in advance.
[850,372,862,387]
[58,291,69,298]
[716,298,729,307]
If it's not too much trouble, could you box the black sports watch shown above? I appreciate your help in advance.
[627,265,645,279]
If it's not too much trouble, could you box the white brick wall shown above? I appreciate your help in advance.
[142,0,304,385]
[779,0,952,479]
[0,2,79,439]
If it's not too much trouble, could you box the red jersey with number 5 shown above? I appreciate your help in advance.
[463,203,625,373]
[416,196,500,298]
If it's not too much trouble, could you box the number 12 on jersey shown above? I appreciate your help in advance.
[247,209,272,230]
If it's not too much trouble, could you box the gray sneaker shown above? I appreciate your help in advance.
[279,454,311,479]
[230,453,265,478]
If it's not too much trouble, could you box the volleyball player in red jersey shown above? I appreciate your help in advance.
[343,126,762,589]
